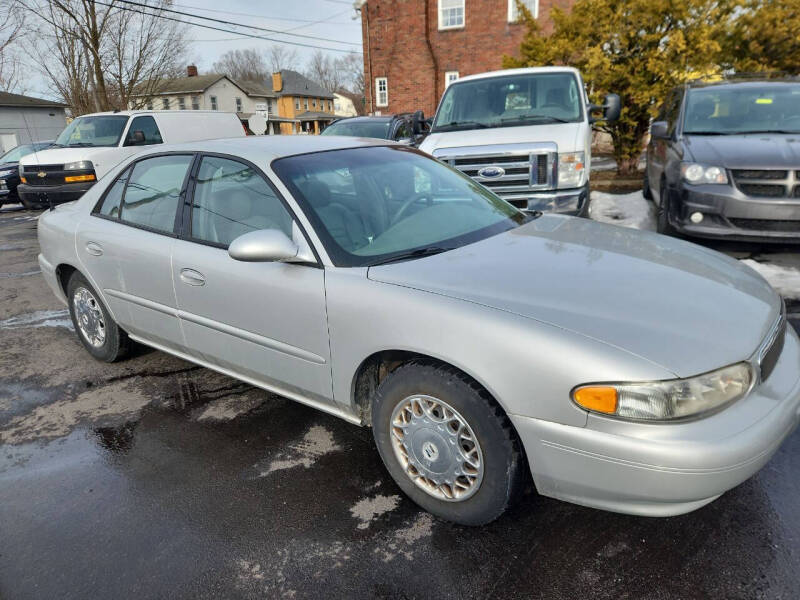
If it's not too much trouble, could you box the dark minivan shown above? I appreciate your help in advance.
[645,78,800,241]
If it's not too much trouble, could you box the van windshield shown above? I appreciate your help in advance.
[54,115,129,148]
[432,72,584,133]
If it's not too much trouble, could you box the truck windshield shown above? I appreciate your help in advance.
[321,119,392,139]
[432,72,583,132]
[54,115,129,148]
[683,83,800,135]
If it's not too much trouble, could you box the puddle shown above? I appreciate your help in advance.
[0,309,72,330]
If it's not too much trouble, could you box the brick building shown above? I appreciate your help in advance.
[359,0,574,116]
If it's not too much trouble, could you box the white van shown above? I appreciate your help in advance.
[18,110,245,208]
[419,67,620,215]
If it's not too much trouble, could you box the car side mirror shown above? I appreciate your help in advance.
[602,94,621,123]
[650,121,669,139]
[228,229,299,262]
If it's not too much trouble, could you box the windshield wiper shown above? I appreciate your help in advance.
[684,131,734,135]
[433,120,490,131]
[368,246,454,267]
[500,115,570,124]
[67,142,96,147]
[737,129,800,135]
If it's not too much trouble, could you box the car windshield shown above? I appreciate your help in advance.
[683,83,800,135]
[0,142,52,164]
[54,115,129,147]
[272,146,527,267]
[432,72,583,132]
[321,120,392,139]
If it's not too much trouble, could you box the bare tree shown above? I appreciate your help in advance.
[213,48,269,81]
[305,49,343,93]
[0,5,24,92]
[20,0,188,114]
[335,52,364,97]
[268,44,300,73]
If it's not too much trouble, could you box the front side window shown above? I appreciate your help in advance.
[375,77,388,107]
[683,83,800,135]
[508,0,538,21]
[439,0,464,29]
[210,96,218,110]
[190,156,293,247]
[124,116,163,146]
[272,146,525,267]
[54,115,129,148]
[120,155,193,233]
[320,119,391,139]
[97,167,130,218]
[432,71,583,132]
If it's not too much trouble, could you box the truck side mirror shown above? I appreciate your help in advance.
[412,110,425,134]
[650,121,669,139]
[602,94,621,123]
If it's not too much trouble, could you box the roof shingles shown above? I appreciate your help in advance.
[0,91,66,108]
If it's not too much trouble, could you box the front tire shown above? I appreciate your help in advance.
[67,272,130,362]
[372,361,524,526]
[656,181,678,236]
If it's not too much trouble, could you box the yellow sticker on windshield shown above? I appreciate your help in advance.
[755,98,773,104]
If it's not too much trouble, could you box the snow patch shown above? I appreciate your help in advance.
[350,494,401,529]
[589,190,656,231]
[374,513,435,562]
[259,425,340,475]
[195,390,265,421]
[0,309,72,330]
[740,259,800,298]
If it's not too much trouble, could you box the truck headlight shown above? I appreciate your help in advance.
[64,160,93,171]
[557,152,585,189]
[681,162,728,185]
[0,168,15,179]
[572,362,752,421]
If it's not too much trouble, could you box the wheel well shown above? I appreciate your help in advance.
[55,263,78,297]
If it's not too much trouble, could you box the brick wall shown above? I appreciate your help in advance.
[361,0,573,117]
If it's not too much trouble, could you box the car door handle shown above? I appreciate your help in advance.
[180,268,206,286]
[85,242,103,256]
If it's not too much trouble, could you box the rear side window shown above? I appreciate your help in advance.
[98,167,130,217]
[119,155,193,233]
[190,156,292,247]
[124,116,163,146]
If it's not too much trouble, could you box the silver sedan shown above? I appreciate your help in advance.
[37,136,800,525]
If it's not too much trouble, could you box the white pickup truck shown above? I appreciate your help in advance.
[419,67,620,215]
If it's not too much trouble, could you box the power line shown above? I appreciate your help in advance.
[172,3,360,26]
[113,0,359,46]
[90,0,362,54]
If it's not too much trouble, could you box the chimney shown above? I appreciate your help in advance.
[272,72,283,93]
[187,65,198,77]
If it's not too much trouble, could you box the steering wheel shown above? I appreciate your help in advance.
[390,192,432,226]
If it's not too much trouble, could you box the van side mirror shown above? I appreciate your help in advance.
[126,130,145,146]
[602,94,621,123]
[650,121,669,139]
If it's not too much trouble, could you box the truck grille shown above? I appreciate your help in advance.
[435,144,558,208]
[732,169,799,199]
[22,164,65,187]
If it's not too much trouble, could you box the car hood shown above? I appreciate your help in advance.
[419,122,584,156]
[368,216,780,377]
[0,161,18,170]
[685,133,800,168]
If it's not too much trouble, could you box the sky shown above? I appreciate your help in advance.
[23,0,365,100]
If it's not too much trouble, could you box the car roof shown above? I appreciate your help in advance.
[686,78,800,91]
[333,116,394,123]
[76,110,230,118]
[134,135,395,164]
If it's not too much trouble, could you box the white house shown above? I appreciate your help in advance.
[333,93,358,117]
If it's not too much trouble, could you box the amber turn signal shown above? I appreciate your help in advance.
[573,386,618,414]
[20,176,26,183]
[64,174,96,183]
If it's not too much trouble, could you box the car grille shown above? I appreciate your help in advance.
[731,169,799,198]
[22,164,65,187]
[729,218,800,232]
[758,306,787,382]
[435,145,557,208]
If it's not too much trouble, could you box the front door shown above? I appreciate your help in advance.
[171,154,332,403]
[77,153,194,352]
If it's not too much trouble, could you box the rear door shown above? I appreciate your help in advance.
[170,153,333,404]
[77,153,195,352]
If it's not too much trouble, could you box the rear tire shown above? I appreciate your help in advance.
[67,272,131,362]
[371,360,525,526]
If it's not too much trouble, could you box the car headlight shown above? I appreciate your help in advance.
[0,168,14,178]
[64,160,93,171]
[572,362,752,421]
[558,152,585,189]
[681,162,728,185]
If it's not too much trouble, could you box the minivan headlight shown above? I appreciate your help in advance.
[681,162,728,185]
[64,160,93,171]
[558,152,585,189]
[572,362,752,421]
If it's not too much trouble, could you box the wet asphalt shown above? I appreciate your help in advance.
[1,204,799,599]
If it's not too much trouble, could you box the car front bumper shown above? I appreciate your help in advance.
[517,183,590,216]
[670,184,800,242]
[511,325,800,517]
[18,182,94,206]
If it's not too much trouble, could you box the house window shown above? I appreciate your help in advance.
[375,77,388,107]
[178,97,186,110]
[267,100,273,115]
[210,96,218,110]
[161,98,169,110]
[312,98,317,108]
[191,96,199,110]
[508,0,538,21]
[328,100,332,112]
[445,71,459,88]
[295,98,300,110]
[304,98,308,110]
[235,97,243,112]
[438,0,464,29]
[146,101,153,110]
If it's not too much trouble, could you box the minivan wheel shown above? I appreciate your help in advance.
[67,272,130,362]
[372,361,524,526]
